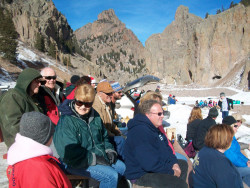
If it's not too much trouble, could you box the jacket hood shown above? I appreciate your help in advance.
[58,99,74,116]
[128,113,157,132]
[7,133,52,165]
[15,68,42,94]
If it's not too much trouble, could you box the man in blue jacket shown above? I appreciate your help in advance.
[124,99,188,188]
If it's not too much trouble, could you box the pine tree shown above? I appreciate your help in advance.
[0,8,18,62]
[34,32,45,52]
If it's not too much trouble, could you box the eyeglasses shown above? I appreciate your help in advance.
[150,112,164,116]
[103,92,113,96]
[74,99,93,108]
[118,91,123,94]
[34,78,46,85]
[44,76,57,80]
[233,124,239,128]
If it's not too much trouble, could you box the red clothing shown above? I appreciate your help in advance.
[66,87,77,100]
[7,155,72,188]
[158,125,175,154]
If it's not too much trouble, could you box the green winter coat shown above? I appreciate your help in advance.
[53,100,115,169]
[0,68,43,148]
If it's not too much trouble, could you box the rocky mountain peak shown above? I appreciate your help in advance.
[97,9,121,25]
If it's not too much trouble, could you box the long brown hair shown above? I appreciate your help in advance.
[188,107,203,124]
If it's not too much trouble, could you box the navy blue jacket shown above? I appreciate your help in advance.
[190,146,243,188]
[193,117,216,150]
[124,114,178,180]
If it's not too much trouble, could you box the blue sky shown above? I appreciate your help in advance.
[53,0,241,46]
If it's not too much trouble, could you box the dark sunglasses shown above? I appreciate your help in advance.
[233,124,239,128]
[34,78,46,85]
[118,91,123,94]
[237,120,242,123]
[104,92,113,96]
[150,112,164,116]
[74,99,93,108]
[44,76,57,80]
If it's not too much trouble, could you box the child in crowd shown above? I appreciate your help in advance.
[7,111,71,188]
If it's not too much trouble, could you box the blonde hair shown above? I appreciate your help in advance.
[139,91,163,107]
[205,124,234,149]
[188,107,203,124]
[75,84,95,102]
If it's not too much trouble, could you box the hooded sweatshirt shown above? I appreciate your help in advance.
[124,114,178,180]
[7,133,71,188]
[0,68,43,148]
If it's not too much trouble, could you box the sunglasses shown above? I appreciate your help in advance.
[44,76,57,80]
[237,120,242,123]
[104,92,113,96]
[74,99,93,108]
[118,91,123,94]
[150,112,164,116]
[34,78,46,85]
[234,124,239,128]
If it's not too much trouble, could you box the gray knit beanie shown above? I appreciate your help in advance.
[20,111,55,145]
[220,92,225,97]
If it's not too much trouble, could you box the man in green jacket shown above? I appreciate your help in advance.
[0,68,44,148]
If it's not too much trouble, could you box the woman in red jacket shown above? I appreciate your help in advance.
[7,111,71,188]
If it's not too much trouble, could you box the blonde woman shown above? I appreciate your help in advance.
[186,107,203,141]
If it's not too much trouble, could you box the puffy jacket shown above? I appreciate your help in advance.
[193,117,216,151]
[93,95,121,136]
[53,99,115,169]
[37,82,65,125]
[124,114,178,180]
[224,136,249,167]
[7,133,71,188]
[0,68,43,148]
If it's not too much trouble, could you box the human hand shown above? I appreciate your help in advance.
[106,151,117,164]
[96,155,110,166]
[172,163,181,177]
[247,161,250,167]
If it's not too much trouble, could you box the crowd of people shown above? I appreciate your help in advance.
[0,67,249,188]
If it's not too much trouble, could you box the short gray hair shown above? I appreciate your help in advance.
[139,100,161,115]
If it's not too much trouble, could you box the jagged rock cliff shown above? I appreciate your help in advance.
[74,9,147,84]
[145,4,249,89]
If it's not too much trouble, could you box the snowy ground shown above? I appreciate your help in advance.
[0,86,249,187]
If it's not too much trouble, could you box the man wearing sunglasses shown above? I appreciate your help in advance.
[0,68,44,148]
[93,81,126,160]
[124,100,188,187]
[37,67,65,125]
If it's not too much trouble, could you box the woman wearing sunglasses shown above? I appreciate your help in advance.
[223,116,250,187]
[53,84,126,188]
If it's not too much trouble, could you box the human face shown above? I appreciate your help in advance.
[99,92,113,103]
[146,104,164,128]
[113,91,123,100]
[232,123,240,133]
[74,99,93,115]
[42,68,56,90]
[29,78,41,96]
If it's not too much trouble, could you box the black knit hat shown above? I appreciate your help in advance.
[70,75,80,84]
[20,111,55,145]
[222,116,237,126]
[208,107,218,118]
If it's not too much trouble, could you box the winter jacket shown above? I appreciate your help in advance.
[0,68,43,148]
[193,117,216,151]
[93,95,121,136]
[224,136,249,167]
[186,119,202,141]
[53,99,115,169]
[7,133,71,188]
[190,146,243,188]
[218,98,233,111]
[37,82,65,125]
[124,114,178,180]
[64,84,75,97]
